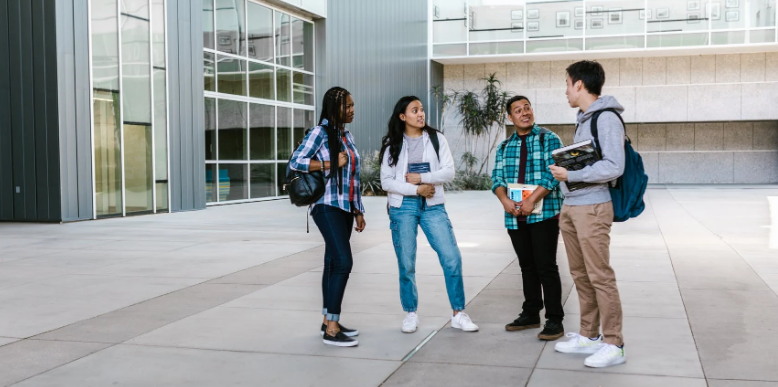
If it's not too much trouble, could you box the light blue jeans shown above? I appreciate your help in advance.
[389,196,466,312]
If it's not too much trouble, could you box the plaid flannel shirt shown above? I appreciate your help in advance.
[289,119,365,214]
[491,124,563,228]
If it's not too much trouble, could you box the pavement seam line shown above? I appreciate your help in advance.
[401,330,438,362]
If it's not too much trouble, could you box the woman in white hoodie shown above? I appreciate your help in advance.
[379,96,479,334]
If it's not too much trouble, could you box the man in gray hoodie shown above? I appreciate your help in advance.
[549,60,626,368]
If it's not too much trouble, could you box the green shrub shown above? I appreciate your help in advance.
[360,150,386,196]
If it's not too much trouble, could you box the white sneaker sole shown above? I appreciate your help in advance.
[451,323,479,332]
[402,326,417,333]
[585,356,626,368]
[323,339,358,347]
[554,344,603,354]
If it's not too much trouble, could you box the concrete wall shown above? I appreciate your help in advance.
[440,52,778,183]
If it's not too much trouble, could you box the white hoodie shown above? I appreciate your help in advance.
[380,131,455,208]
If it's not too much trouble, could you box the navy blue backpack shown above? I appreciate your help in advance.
[590,109,649,222]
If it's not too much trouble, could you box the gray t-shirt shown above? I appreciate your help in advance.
[404,134,425,166]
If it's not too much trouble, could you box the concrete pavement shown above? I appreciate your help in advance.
[0,188,777,386]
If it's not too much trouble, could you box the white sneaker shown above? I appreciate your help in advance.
[554,333,604,354]
[451,312,479,332]
[402,312,418,333]
[584,343,626,368]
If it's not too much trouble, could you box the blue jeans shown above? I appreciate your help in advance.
[389,196,465,312]
[311,204,354,322]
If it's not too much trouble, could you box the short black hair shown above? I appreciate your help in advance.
[506,95,531,113]
[566,60,605,96]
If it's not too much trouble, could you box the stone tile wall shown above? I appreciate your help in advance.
[544,121,778,184]
[443,53,778,125]
[441,53,778,184]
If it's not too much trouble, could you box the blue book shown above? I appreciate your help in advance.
[408,162,431,174]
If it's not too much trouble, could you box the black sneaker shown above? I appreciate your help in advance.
[320,323,359,337]
[323,330,358,347]
[505,313,541,331]
[537,321,564,341]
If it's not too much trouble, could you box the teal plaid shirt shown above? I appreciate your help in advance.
[491,124,564,228]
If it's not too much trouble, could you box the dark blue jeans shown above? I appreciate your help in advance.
[311,204,354,322]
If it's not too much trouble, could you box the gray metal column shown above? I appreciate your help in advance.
[167,0,206,212]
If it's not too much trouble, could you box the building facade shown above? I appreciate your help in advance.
[0,0,430,222]
[433,0,778,184]
[2,0,777,223]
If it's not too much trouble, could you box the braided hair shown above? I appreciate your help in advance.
[318,87,351,193]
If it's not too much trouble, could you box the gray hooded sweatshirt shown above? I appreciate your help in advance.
[560,95,626,206]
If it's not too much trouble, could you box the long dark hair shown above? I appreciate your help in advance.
[379,96,438,167]
[318,87,351,192]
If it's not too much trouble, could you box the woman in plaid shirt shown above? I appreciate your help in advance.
[289,87,365,347]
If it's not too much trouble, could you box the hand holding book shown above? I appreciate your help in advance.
[550,140,602,191]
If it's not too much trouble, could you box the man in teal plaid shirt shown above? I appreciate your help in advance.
[492,95,566,341]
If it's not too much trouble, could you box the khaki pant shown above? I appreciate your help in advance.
[560,202,624,346]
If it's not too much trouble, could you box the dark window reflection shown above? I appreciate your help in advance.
[250,164,275,198]
[218,99,247,160]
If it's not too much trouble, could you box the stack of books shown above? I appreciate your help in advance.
[508,184,543,215]
[551,140,601,192]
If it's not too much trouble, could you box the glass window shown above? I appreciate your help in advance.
[293,72,314,105]
[750,0,776,28]
[469,0,526,42]
[204,52,216,91]
[152,0,165,68]
[293,109,315,146]
[121,14,151,124]
[153,68,168,211]
[470,41,524,55]
[205,97,217,160]
[205,163,218,202]
[218,99,247,160]
[433,43,467,57]
[276,163,287,196]
[291,18,313,71]
[249,61,274,100]
[250,104,275,160]
[203,0,214,49]
[250,164,275,198]
[275,11,291,66]
[585,1,644,37]
[276,67,291,102]
[526,0,583,39]
[93,90,123,217]
[122,0,149,19]
[433,0,467,43]
[648,0,710,34]
[215,0,246,55]
[92,0,120,92]
[277,107,292,160]
[247,2,274,62]
[220,164,249,200]
[124,124,154,213]
[217,54,247,96]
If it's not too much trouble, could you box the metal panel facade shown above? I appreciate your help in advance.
[322,0,429,154]
[55,0,92,222]
[0,0,64,222]
[167,0,206,212]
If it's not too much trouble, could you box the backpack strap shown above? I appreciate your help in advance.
[538,127,549,151]
[590,108,625,155]
[428,129,441,161]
